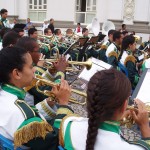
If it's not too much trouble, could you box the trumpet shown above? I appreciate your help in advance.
[120,103,150,128]
[35,75,87,105]
[40,59,92,70]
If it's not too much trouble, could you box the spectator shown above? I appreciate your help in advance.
[48,18,55,34]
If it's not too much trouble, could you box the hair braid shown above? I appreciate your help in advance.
[86,69,131,150]
[86,72,106,150]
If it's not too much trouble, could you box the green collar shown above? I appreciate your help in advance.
[127,49,132,55]
[1,84,26,99]
[1,18,6,22]
[99,121,120,134]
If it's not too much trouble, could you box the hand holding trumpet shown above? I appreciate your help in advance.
[122,99,150,138]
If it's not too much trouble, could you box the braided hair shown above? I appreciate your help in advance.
[86,68,131,150]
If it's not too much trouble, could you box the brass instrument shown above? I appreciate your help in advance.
[35,75,87,105]
[44,61,80,72]
[120,103,150,128]
[39,43,51,50]
[38,34,54,40]
[40,59,92,70]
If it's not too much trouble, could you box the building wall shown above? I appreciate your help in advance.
[0,0,16,16]
[134,0,150,22]
[47,0,75,22]
[0,0,150,23]
[17,0,28,20]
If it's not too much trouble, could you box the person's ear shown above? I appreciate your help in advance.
[12,69,22,80]
[129,44,132,49]
[121,99,128,113]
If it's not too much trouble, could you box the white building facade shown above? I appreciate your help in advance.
[0,0,150,35]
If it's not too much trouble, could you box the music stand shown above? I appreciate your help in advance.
[87,36,99,45]
[78,57,112,84]
[131,68,150,104]
[78,37,89,46]
[63,37,89,55]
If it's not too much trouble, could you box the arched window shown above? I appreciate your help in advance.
[28,0,47,21]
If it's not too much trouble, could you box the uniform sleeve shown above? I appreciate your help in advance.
[107,55,118,68]
[25,105,74,150]
[99,49,107,62]
[36,99,57,120]
[126,61,139,88]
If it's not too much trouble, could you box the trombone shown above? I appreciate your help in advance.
[35,75,87,105]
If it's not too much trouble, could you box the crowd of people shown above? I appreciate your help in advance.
[0,8,150,150]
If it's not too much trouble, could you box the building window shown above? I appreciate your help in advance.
[29,0,47,21]
[75,0,96,24]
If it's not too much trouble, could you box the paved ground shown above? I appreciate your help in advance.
[66,71,141,142]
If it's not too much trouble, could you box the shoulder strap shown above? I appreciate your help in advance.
[14,99,36,119]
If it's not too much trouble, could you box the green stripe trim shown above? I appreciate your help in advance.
[18,117,43,130]
[130,140,150,150]
[99,121,120,134]
[64,121,74,150]
[134,75,139,84]
[54,119,61,129]
[2,84,26,99]
[142,62,146,71]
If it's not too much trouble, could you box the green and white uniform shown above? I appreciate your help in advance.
[0,83,73,150]
[120,50,139,89]
[99,40,111,62]
[25,66,65,120]
[59,116,150,150]
[106,42,120,68]
[0,17,10,29]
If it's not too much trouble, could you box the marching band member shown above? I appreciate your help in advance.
[78,28,98,61]
[28,27,51,58]
[119,35,139,89]
[44,28,53,36]
[0,9,10,29]
[2,31,21,48]
[99,29,115,62]
[106,31,123,68]
[16,37,67,106]
[59,69,150,150]
[139,36,150,51]
[54,28,67,54]
[0,46,73,150]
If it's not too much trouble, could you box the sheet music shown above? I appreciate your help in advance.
[136,69,150,103]
[78,57,112,82]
